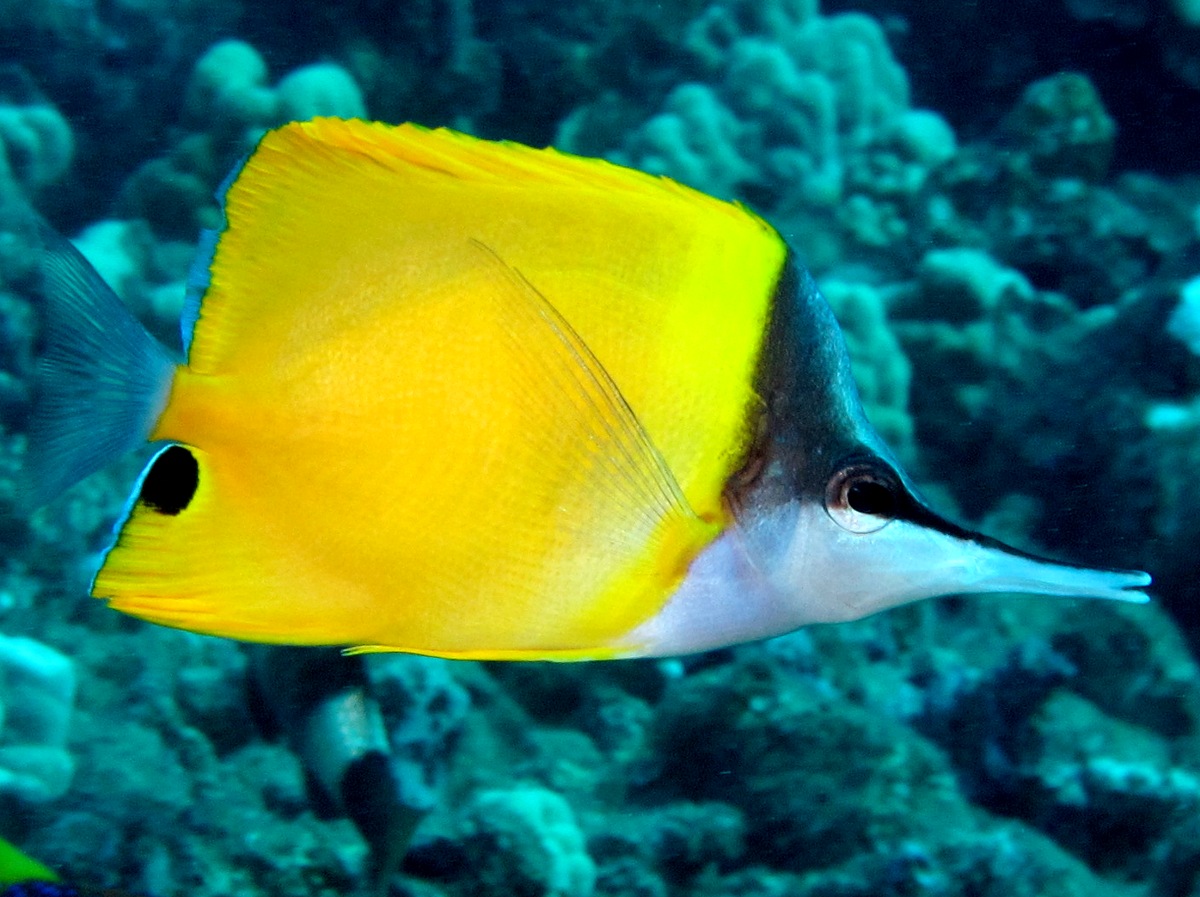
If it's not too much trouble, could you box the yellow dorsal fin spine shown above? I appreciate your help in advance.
[189,118,779,379]
[293,119,768,223]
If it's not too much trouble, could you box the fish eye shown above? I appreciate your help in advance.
[825,462,900,534]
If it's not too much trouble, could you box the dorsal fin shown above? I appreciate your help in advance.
[185,119,777,377]
[181,226,219,357]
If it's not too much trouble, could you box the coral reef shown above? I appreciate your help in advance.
[0,98,72,198]
[0,0,1195,896]
[367,654,471,812]
[121,41,367,239]
[0,635,74,805]
[456,786,596,897]
[560,0,956,269]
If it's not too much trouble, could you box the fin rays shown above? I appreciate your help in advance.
[24,223,177,508]
[471,240,699,541]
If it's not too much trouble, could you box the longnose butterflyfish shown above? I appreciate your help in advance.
[24,119,1150,660]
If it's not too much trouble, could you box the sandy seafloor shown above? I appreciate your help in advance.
[2,0,1200,895]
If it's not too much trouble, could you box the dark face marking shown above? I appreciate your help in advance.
[140,445,199,515]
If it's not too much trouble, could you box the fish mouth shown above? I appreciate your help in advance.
[956,546,1152,604]
[883,487,1151,603]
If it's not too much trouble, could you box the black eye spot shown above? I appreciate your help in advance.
[140,445,199,515]
[846,479,896,516]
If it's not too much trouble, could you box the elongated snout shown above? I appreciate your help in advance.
[771,499,1150,626]
[930,534,1150,602]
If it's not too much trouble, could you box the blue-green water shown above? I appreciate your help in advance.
[1,1,1199,895]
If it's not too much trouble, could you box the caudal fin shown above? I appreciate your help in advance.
[22,222,177,508]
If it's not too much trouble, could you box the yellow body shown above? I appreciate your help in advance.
[94,120,787,659]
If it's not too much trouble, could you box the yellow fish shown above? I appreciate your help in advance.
[24,119,1149,660]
